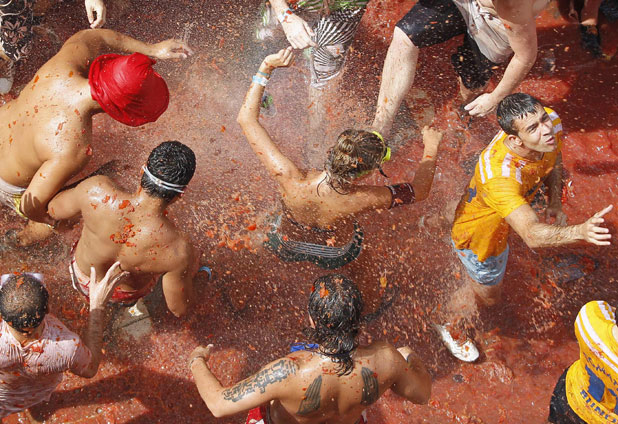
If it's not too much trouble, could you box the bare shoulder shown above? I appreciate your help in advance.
[80,175,116,195]
[164,233,194,269]
[360,342,404,370]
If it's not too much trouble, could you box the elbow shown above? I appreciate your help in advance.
[209,406,226,418]
[414,190,429,203]
[236,112,252,128]
[522,233,541,249]
[169,305,188,318]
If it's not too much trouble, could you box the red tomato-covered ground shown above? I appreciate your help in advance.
[0,0,617,422]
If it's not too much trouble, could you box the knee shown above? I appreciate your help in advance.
[391,27,417,54]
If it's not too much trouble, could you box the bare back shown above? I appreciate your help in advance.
[262,343,415,424]
[279,170,391,232]
[0,35,94,189]
[65,177,192,293]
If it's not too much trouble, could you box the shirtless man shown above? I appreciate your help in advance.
[47,141,198,317]
[372,0,549,137]
[189,274,431,424]
[438,93,613,362]
[0,29,192,246]
[239,48,443,269]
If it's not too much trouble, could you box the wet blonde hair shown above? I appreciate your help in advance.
[323,130,385,194]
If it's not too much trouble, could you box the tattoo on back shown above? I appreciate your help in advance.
[360,367,379,406]
[297,375,322,415]
[222,359,297,402]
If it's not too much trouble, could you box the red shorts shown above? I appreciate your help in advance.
[246,406,271,424]
[69,255,155,305]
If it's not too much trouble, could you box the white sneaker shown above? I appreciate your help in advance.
[127,299,148,317]
[434,323,480,362]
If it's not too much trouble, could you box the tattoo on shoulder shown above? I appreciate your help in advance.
[297,375,322,415]
[360,367,379,406]
[222,359,298,403]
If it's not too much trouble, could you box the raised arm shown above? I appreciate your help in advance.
[505,203,613,248]
[71,262,126,378]
[236,48,302,185]
[161,242,197,317]
[270,0,317,49]
[60,29,193,67]
[391,347,432,404]
[465,0,539,116]
[190,345,298,418]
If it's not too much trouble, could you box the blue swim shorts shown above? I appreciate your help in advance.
[451,240,509,286]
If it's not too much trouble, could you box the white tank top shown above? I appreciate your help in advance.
[452,0,512,64]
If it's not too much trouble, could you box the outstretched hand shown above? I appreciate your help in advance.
[580,205,613,245]
[152,39,194,60]
[85,0,106,28]
[263,47,294,71]
[464,93,498,117]
[88,262,128,310]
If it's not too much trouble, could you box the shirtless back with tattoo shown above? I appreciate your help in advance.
[0,28,191,244]
[190,274,432,423]
[47,141,198,317]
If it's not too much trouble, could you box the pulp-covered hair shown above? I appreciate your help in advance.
[0,274,48,332]
[141,141,196,201]
[323,130,385,194]
[496,93,543,136]
[304,274,364,376]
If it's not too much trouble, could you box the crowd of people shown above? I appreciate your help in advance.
[0,0,616,423]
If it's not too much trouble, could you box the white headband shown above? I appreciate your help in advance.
[142,166,186,194]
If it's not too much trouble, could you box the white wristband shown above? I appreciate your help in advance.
[252,75,269,86]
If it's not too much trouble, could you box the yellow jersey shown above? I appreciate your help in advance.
[451,107,563,262]
[566,301,618,423]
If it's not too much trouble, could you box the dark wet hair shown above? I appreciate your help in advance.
[304,274,364,376]
[323,130,385,194]
[496,93,543,136]
[0,274,48,332]
[141,141,196,202]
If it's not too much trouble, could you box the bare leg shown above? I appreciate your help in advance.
[16,220,54,246]
[581,0,604,25]
[458,76,487,107]
[372,27,419,137]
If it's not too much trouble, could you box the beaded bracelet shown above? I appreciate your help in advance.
[252,75,269,86]
[277,7,294,24]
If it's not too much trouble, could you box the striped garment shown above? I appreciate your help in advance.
[260,1,369,86]
[292,0,370,12]
[566,301,618,423]
[451,107,562,262]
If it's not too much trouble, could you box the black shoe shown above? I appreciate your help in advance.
[580,24,603,58]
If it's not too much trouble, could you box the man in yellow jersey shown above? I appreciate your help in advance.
[436,93,614,362]
[549,300,618,423]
